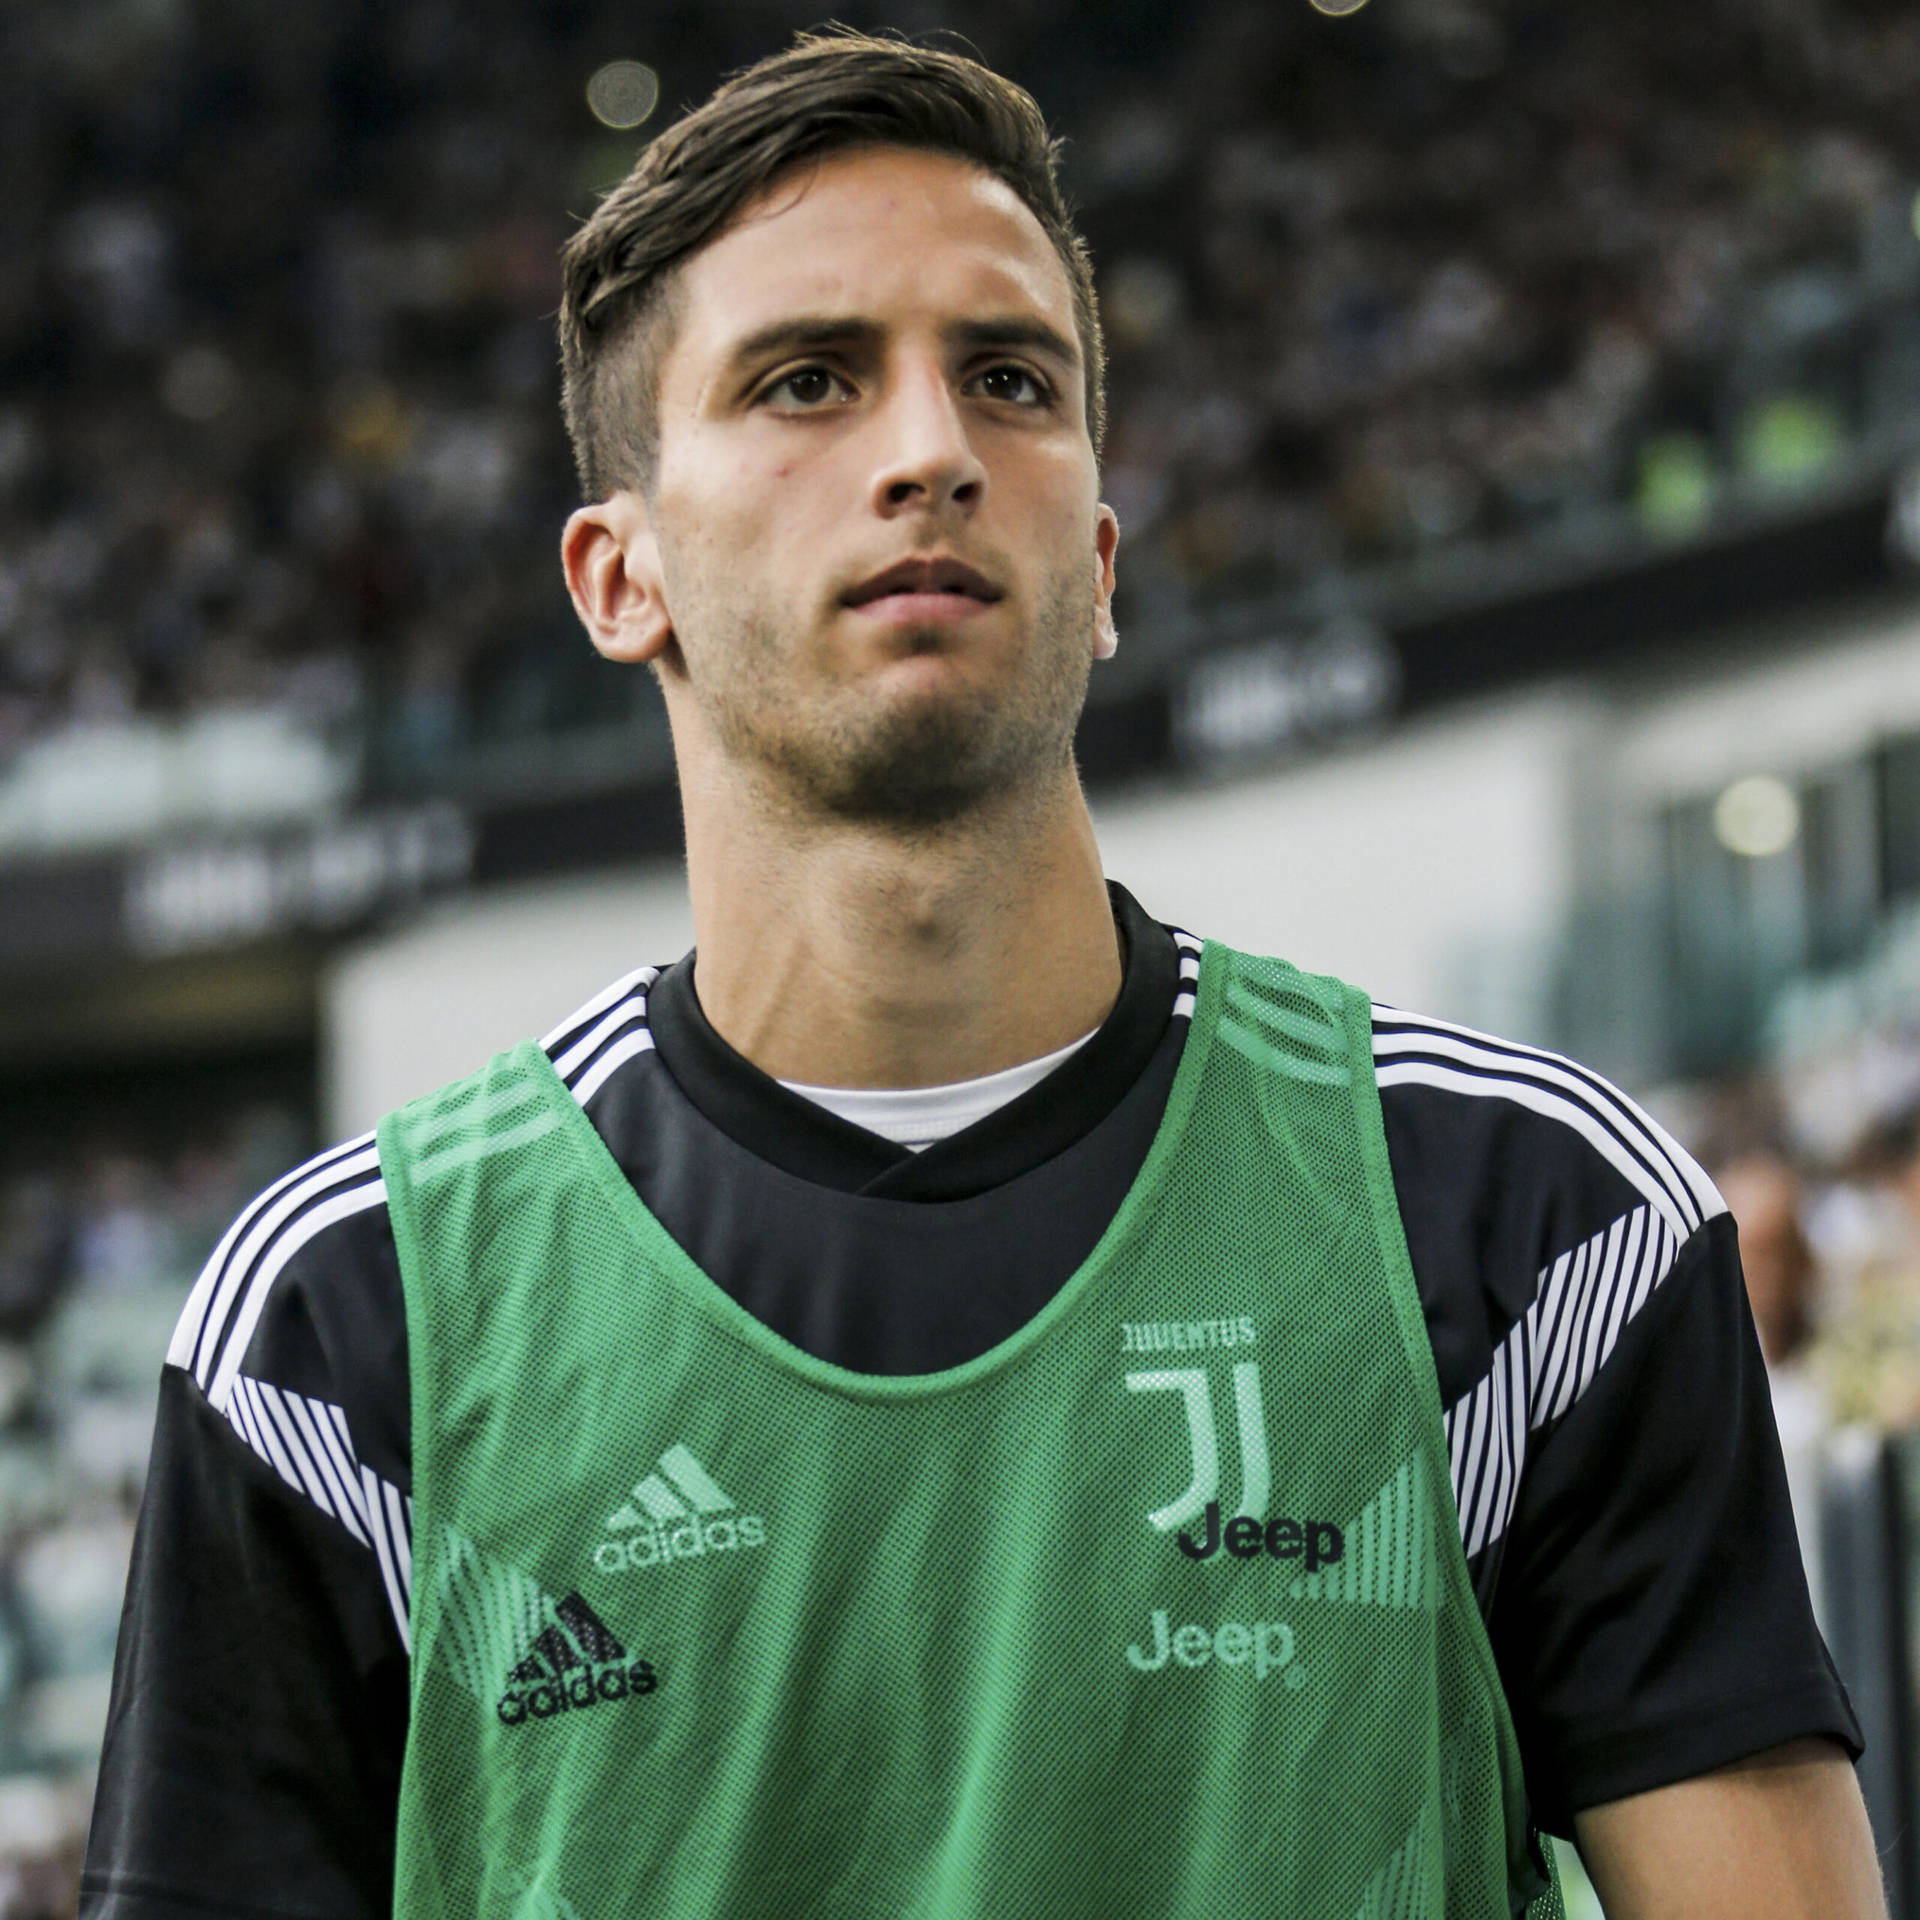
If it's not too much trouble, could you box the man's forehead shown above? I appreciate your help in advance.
[672,147,1077,363]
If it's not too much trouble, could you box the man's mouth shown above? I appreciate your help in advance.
[841,557,1005,609]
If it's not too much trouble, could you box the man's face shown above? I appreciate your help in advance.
[638,144,1117,827]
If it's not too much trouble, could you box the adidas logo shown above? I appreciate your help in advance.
[593,1443,766,1575]
[494,1591,656,1727]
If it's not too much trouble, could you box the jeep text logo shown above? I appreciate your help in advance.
[1174,1500,1342,1568]
[1125,1607,1298,1679]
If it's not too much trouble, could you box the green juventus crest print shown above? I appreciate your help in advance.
[379,944,1560,1919]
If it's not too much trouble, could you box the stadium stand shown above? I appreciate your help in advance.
[1,0,1917,796]
[7,1,1920,1910]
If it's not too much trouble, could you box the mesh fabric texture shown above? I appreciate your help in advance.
[381,944,1560,1919]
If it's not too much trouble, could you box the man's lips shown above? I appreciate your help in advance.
[841,556,1005,610]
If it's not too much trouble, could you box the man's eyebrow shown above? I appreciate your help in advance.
[945,317,1081,368]
[717,314,1081,377]
[720,316,885,374]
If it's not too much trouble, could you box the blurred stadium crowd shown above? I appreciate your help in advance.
[1723,910,1920,1432]
[0,1099,300,1908]
[3,0,1920,781]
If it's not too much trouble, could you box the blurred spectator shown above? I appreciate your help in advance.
[1722,1151,1819,1369]
[1720,1151,1829,1613]
[1804,1105,1920,1428]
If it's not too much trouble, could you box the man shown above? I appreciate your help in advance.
[84,31,1879,1920]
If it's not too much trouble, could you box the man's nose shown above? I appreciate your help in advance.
[866,360,986,517]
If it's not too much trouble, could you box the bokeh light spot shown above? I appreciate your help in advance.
[1713,775,1801,859]
[587,60,660,131]
[1310,0,1371,15]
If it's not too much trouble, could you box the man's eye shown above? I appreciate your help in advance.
[973,365,1049,406]
[765,367,849,408]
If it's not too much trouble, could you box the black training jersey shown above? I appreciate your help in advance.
[81,888,1859,1920]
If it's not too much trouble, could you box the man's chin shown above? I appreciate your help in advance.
[776,695,1027,829]
[813,733,1004,829]
[704,584,1090,829]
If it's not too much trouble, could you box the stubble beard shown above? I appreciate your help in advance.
[688,567,1095,832]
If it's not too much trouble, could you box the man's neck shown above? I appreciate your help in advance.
[685,763,1121,1090]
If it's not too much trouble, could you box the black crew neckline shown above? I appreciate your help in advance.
[644,883,1177,1202]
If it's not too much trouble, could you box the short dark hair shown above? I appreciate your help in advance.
[558,29,1106,501]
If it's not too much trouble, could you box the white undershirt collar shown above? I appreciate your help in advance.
[779,1028,1098,1152]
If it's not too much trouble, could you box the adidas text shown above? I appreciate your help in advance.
[1126,1607,1296,1677]
[497,1661,658,1725]
[596,1443,765,1572]
[595,1514,765,1573]
[495,1591,657,1728]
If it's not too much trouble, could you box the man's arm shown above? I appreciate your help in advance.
[1374,1016,1863,1828]
[1575,1737,1887,1919]
[83,1148,411,1920]
[83,1369,408,1919]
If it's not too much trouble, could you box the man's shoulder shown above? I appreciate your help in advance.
[1358,1001,1730,1443]
[1368,1000,1726,1263]
[166,1129,394,1411]
[390,961,668,1131]
[166,961,672,1462]
[1187,936,1725,1254]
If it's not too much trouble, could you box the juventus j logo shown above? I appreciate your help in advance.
[1126,1363,1270,1534]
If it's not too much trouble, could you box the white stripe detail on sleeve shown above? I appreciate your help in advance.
[547,968,660,1090]
[182,964,677,1665]
[550,971,660,1088]
[181,970,668,1406]
[226,1374,411,1648]
[568,1028,658,1108]
[540,961,660,1053]
[1372,1008,1725,1234]
[363,1465,413,1654]
[279,1387,371,1548]
[1442,1202,1683,1561]
[323,1404,373,1536]
[168,1134,378,1378]
[1171,927,1202,1022]
[385,1481,414,1603]
[1377,1051,1699,1238]
[205,1180,389,1414]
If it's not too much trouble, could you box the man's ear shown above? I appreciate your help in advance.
[1092,504,1120,661]
[561,491,673,664]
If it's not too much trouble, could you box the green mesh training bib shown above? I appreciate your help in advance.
[381,944,1561,1919]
